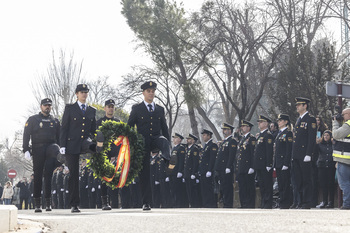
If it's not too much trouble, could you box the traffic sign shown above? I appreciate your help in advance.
[326,81,350,98]
[7,169,17,179]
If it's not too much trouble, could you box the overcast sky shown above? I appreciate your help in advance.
[0,0,341,143]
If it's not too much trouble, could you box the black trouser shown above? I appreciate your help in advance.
[32,145,58,199]
[200,175,216,208]
[276,168,291,208]
[237,173,255,208]
[311,161,319,207]
[217,171,234,208]
[57,190,64,208]
[257,168,273,209]
[120,186,130,208]
[292,159,313,208]
[65,154,80,207]
[185,178,197,207]
[109,188,119,208]
[160,180,172,208]
[19,197,29,209]
[89,189,96,208]
[130,182,142,208]
[170,176,187,207]
[318,166,336,204]
[151,182,161,208]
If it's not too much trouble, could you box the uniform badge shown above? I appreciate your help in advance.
[212,147,217,151]
[39,122,43,128]
[288,137,293,142]
[300,122,305,128]
[267,139,273,144]
[150,82,152,86]
[194,152,197,156]
[83,84,86,88]
[312,123,316,129]
[25,122,29,127]
[252,140,256,146]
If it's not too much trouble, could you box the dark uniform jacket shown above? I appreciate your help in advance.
[170,144,186,175]
[96,116,120,128]
[96,116,120,157]
[274,128,293,168]
[127,102,170,141]
[200,139,218,175]
[215,136,237,172]
[292,112,317,160]
[184,145,200,179]
[60,102,96,155]
[150,155,161,183]
[236,133,256,175]
[316,141,334,168]
[23,112,60,152]
[253,130,274,170]
[56,170,64,191]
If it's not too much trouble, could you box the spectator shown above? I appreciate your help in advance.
[1,181,14,205]
[16,177,31,209]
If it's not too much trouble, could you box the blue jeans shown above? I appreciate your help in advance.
[337,162,350,208]
[4,198,12,205]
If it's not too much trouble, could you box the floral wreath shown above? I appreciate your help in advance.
[88,120,144,188]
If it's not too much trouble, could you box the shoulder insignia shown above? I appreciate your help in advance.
[212,148,217,151]
[288,137,293,142]
[25,121,29,127]
[252,140,256,146]
[312,123,316,129]
[267,139,273,144]
[194,152,197,156]
[232,144,236,147]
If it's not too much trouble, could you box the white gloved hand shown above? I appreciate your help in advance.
[85,185,88,189]
[191,175,196,180]
[206,171,212,177]
[66,190,69,193]
[165,177,170,182]
[182,178,185,183]
[218,180,221,185]
[155,181,160,185]
[60,188,64,192]
[304,155,311,162]
[24,151,31,160]
[31,194,33,197]
[248,168,254,174]
[177,172,183,178]
[91,187,95,192]
[132,181,136,185]
[52,190,56,194]
[98,185,101,189]
[196,179,199,184]
[266,167,272,172]
[225,168,231,174]
[60,147,66,154]
[282,166,288,170]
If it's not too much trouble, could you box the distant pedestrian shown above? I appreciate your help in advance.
[1,181,14,205]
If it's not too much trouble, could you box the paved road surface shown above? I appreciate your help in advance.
[14,208,350,233]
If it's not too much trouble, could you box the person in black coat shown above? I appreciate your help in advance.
[274,114,293,209]
[16,177,31,210]
[254,115,274,209]
[150,149,161,208]
[236,120,256,208]
[127,81,170,211]
[292,97,317,209]
[63,168,70,209]
[315,130,335,208]
[199,129,218,208]
[60,84,97,213]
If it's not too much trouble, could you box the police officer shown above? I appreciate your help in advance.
[214,123,237,208]
[63,168,70,209]
[200,129,218,208]
[254,115,274,209]
[23,98,61,212]
[150,149,161,208]
[56,165,65,209]
[236,120,256,208]
[127,81,170,211]
[79,159,90,209]
[96,99,120,211]
[169,133,187,208]
[60,84,97,213]
[184,134,200,208]
[274,114,293,209]
[292,97,317,209]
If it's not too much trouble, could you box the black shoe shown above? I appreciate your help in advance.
[101,195,112,210]
[316,202,326,209]
[142,204,151,211]
[326,202,334,209]
[289,203,298,209]
[71,206,81,213]
[300,205,311,209]
[340,206,350,210]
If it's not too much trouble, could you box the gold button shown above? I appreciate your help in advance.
[151,123,153,125]
[82,130,84,132]
[82,123,85,126]
[83,117,85,120]
[150,134,152,136]
[150,128,152,131]
[151,117,153,119]
[81,136,84,138]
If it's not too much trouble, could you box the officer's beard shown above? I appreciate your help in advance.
[42,108,50,116]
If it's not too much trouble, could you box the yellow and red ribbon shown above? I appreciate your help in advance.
[102,135,130,188]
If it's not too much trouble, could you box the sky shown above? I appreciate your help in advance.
[0,0,342,143]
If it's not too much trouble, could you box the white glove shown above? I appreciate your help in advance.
[218,180,221,185]
[132,181,136,185]
[60,188,64,192]
[155,181,160,185]
[52,190,56,194]
[60,147,66,154]
[196,179,199,184]
[31,194,33,197]
[282,166,288,170]
[165,177,170,182]
[24,151,31,160]
[248,168,254,174]
[225,168,231,174]
[85,185,88,189]
[177,172,183,178]
[91,187,95,192]
[206,171,212,177]
[191,175,196,180]
[182,178,185,183]
[98,185,101,189]
[66,190,69,193]
[266,167,272,172]
[304,155,311,162]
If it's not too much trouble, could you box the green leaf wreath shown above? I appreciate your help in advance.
[87,120,144,188]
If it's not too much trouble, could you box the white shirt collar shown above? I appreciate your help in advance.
[77,101,87,108]
[260,128,268,134]
[280,127,287,132]
[188,144,193,149]
[244,132,250,138]
[144,101,155,110]
[224,135,232,140]
[300,111,308,119]
[205,138,213,145]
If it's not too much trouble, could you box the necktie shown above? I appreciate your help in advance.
[148,104,153,112]
[81,104,86,115]
[296,117,301,126]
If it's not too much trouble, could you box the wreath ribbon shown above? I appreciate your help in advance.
[102,135,130,188]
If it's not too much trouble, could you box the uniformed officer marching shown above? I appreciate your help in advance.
[184,134,200,208]
[200,129,218,208]
[254,115,274,209]
[274,114,293,209]
[127,81,170,211]
[22,98,61,213]
[292,97,317,209]
[214,123,237,208]
[96,99,120,211]
[169,133,187,208]
[60,84,97,213]
[236,120,256,208]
